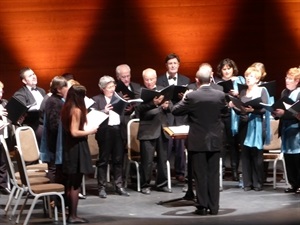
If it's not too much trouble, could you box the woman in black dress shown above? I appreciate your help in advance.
[61,84,97,223]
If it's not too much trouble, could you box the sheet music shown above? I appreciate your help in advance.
[84,109,108,131]
[168,125,190,135]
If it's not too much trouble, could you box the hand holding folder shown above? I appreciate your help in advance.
[140,85,175,103]
[229,95,263,111]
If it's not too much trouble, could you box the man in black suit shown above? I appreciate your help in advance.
[135,68,172,194]
[115,64,141,146]
[13,67,46,146]
[172,64,226,216]
[157,53,190,182]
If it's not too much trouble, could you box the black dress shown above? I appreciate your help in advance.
[62,130,93,175]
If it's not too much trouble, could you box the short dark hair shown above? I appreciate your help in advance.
[62,73,75,81]
[165,53,180,64]
[19,67,32,80]
[216,58,239,78]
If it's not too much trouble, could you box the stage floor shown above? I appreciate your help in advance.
[1,175,300,225]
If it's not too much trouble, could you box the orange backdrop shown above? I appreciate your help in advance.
[0,0,299,98]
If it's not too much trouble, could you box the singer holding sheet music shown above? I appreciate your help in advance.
[157,53,190,183]
[135,68,172,194]
[92,75,130,198]
[13,67,46,146]
[229,66,271,191]
[272,67,300,194]
[215,58,245,181]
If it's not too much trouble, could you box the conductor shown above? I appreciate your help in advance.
[172,64,226,215]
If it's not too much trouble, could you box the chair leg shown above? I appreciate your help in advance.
[4,185,16,214]
[166,160,171,190]
[10,188,25,220]
[82,175,86,196]
[273,159,278,189]
[58,193,66,225]
[219,157,223,191]
[282,158,289,186]
[134,162,140,192]
[16,193,30,224]
[107,164,110,183]
[23,196,39,225]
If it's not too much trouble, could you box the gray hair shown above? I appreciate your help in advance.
[98,75,115,89]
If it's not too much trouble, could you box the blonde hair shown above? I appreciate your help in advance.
[244,66,261,81]
[0,81,3,89]
[286,67,300,80]
[251,62,267,81]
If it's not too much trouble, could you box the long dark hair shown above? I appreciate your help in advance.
[61,84,87,132]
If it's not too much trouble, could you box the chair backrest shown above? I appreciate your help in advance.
[127,118,140,160]
[0,135,17,185]
[15,126,40,163]
[87,133,99,158]
[14,146,30,189]
[263,119,281,151]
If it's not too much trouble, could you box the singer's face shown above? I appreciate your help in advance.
[166,58,179,75]
[221,64,233,80]
[103,82,116,98]
[143,73,157,90]
[285,75,299,91]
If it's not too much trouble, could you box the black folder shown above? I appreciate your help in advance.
[229,96,263,110]
[140,85,175,103]
[4,97,28,124]
[216,80,234,93]
[110,92,142,115]
[259,96,295,112]
[284,100,300,114]
[172,85,188,102]
[115,80,135,99]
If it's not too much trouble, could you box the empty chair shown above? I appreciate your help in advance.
[15,126,48,171]
[0,135,49,221]
[14,145,66,225]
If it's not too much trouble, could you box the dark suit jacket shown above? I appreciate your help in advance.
[172,85,226,152]
[157,73,190,88]
[13,86,46,127]
[135,85,171,140]
[157,73,190,126]
[91,94,110,128]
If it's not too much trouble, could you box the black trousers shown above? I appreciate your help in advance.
[96,125,124,189]
[284,153,300,189]
[241,146,264,189]
[190,151,220,214]
[0,143,7,189]
[140,135,168,188]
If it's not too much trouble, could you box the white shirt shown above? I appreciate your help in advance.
[166,72,178,86]
[26,86,44,110]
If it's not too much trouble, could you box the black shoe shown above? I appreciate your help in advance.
[194,207,207,216]
[0,187,11,195]
[254,187,263,192]
[295,188,300,194]
[156,186,172,193]
[284,187,296,193]
[244,187,252,191]
[99,188,107,198]
[116,187,130,196]
[141,187,151,195]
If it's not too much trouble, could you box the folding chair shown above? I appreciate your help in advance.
[0,135,49,221]
[15,126,48,171]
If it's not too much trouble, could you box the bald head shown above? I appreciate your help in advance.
[196,63,213,84]
[142,68,157,89]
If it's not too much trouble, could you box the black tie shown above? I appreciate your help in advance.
[31,87,37,91]
[168,76,176,81]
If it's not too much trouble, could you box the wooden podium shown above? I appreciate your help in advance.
[163,125,189,140]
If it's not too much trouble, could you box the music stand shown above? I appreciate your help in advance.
[157,126,195,205]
